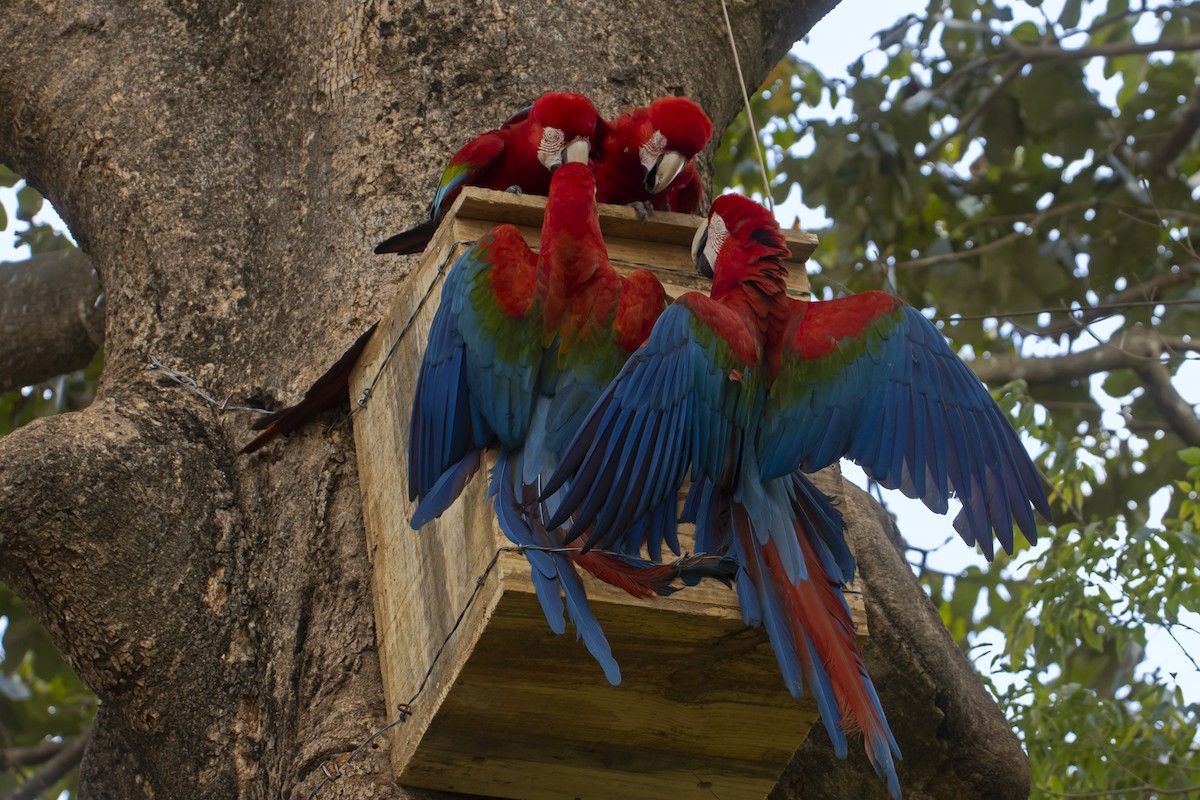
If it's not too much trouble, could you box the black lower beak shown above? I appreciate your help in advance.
[694,228,712,278]
[643,155,663,193]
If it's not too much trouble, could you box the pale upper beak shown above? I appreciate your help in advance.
[645,150,688,195]
[564,137,591,165]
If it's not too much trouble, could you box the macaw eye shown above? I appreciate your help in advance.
[537,126,566,171]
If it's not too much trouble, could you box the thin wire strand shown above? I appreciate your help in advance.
[720,0,774,210]
[934,297,1199,324]
[350,240,478,417]
[145,357,273,416]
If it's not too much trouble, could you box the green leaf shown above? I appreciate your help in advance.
[15,184,43,222]
[1058,0,1082,29]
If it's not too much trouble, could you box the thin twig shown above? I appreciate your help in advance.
[926,59,1024,159]
[1,727,90,800]
[1163,626,1200,673]
[1014,36,1200,64]
[937,297,1200,324]
[1036,783,1200,798]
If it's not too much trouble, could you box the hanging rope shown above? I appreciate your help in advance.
[720,0,774,209]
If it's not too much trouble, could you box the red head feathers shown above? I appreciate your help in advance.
[531,92,602,153]
[594,95,713,213]
[648,96,714,158]
[695,193,790,300]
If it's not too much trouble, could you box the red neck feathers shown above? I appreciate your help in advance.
[708,193,791,341]
[540,163,612,328]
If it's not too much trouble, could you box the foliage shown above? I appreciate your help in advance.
[715,0,1200,795]
[1,164,98,796]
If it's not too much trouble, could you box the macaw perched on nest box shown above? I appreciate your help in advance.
[240,94,604,454]
[594,95,713,219]
[375,92,604,256]
[545,192,1053,797]
[407,162,736,684]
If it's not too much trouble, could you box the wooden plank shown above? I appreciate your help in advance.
[349,188,859,800]
[446,187,815,297]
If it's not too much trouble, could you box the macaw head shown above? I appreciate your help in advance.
[531,92,601,173]
[692,193,789,296]
[540,162,607,328]
[640,96,713,195]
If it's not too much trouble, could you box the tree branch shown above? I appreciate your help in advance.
[1014,37,1200,63]
[0,250,104,394]
[1036,264,1200,337]
[972,327,1200,445]
[1036,783,1200,798]
[971,326,1200,385]
[0,738,68,770]
[924,30,1200,159]
[1144,83,1200,175]
[0,727,89,800]
[895,201,1094,269]
[926,59,1024,159]
[0,380,249,797]
[1133,358,1200,447]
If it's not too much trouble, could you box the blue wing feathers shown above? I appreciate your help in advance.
[762,300,1047,558]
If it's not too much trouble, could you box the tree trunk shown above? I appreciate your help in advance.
[0,2,1029,798]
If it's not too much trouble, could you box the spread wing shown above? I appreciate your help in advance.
[759,291,1050,558]
[543,297,764,552]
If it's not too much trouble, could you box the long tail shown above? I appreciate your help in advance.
[240,324,378,454]
[491,450,621,685]
[374,220,438,256]
[689,472,902,798]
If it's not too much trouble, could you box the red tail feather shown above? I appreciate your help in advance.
[761,531,889,758]
[239,324,378,454]
[571,551,661,598]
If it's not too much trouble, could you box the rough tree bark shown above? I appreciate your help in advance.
[0,250,104,394]
[0,2,1029,798]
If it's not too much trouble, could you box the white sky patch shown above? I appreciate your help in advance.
[785,0,1200,704]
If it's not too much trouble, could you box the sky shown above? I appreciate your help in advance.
[787,0,1200,704]
[1,0,1197,709]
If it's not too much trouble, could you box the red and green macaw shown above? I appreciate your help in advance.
[376,92,603,256]
[594,96,713,218]
[410,162,734,683]
[545,193,1052,797]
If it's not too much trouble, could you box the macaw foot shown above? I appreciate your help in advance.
[628,200,653,224]
[504,185,524,194]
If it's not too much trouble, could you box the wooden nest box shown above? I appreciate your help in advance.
[349,188,865,800]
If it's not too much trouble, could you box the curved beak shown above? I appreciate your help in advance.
[645,150,688,195]
[691,219,712,278]
[564,137,591,165]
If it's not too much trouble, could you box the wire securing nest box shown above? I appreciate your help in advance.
[349,188,864,800]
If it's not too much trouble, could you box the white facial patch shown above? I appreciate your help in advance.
[538,126,566,171]
[706,212,728,267]
[638,130,668,172]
